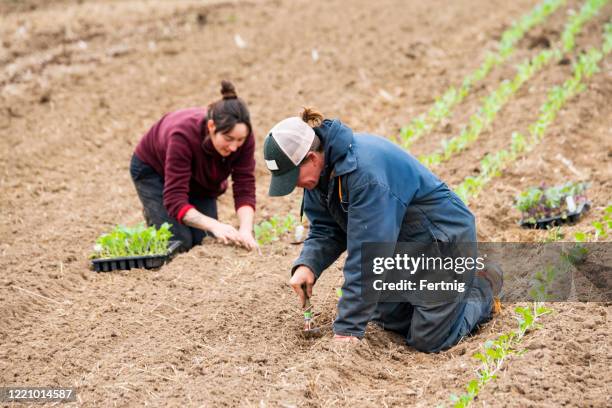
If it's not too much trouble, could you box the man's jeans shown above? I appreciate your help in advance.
[372,193,493,353]
[130,154,217,251]
[373,275,493,353]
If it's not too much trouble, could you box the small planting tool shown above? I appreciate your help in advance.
[302,286,321,338]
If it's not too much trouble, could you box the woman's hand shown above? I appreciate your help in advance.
[237,228,260,251]
[236,206,258,251]
[209,221,242,245]
[183,208,240,246]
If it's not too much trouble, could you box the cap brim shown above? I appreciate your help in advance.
[268,167,300,197]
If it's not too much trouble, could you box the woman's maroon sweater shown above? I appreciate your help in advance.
[134,108,256,222]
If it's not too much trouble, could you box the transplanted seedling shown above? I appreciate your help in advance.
[398,0,565,150]
[302,299,321,338]
[301,286,321,338]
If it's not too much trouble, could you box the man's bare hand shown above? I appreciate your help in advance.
[289,265,315,307]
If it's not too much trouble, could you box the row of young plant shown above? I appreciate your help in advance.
[460,205,610,407]
[443,23,612,407]
[397,0,566,149]
[454,20,612,203]
[419,0,609,168]
[446,240,593,408]
[90,214,302,256]
[448,203,610,407]
[447,295,552,407]
[91,213,305,256]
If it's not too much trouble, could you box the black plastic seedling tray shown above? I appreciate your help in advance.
[519,201,590,229]
[91,240,182,272]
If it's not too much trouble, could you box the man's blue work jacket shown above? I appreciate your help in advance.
[293,119,476,337]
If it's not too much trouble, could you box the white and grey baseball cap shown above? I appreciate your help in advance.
[263,117,316,196]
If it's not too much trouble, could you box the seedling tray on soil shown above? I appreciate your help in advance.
[519,201,590,229]
[91,240,182,272]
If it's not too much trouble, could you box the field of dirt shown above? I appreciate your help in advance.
[1,0,611,406]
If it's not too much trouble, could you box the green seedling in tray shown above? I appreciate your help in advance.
[92,222,173,259]
[515,181,589,224]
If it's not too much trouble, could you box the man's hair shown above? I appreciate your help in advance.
[301,107,323,153]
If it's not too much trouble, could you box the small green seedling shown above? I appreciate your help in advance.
[302,287,321,338]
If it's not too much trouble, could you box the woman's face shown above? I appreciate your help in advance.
[208,120,249,157]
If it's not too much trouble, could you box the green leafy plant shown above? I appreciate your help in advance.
[561,0,608,53]
[92,222,173,259]
[254,214,301,245]
[445,228,598,407]
[541,226,565,242]
[448,308,550,408]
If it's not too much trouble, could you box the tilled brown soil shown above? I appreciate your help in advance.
[0,0,610,406]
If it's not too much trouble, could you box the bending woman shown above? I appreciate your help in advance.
[130,81,257,251]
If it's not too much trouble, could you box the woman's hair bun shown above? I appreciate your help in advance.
[220,80,237,100]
